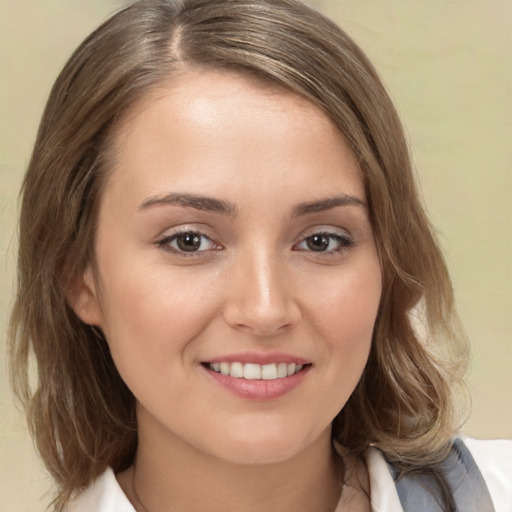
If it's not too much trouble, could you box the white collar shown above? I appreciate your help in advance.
[66,448,402,512]
[363,446,404,512]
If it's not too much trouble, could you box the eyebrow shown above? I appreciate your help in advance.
[291,194,367,217]
[138,193,239,216]
[138,192,366,217]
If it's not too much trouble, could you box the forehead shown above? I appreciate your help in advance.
[114,67,339,147]
[103,67,365,210]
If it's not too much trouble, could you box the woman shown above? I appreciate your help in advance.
[8,1,511,511]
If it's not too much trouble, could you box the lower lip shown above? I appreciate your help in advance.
[202,365,311,401]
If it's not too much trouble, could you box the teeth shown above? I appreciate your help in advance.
[244,363,261,380]
[261,363,277,380]
[208,361,306,380]
[230,362,244,378]
[220,362,230,375]
[277,363,288,378]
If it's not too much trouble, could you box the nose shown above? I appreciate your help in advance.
[222,248,301,336]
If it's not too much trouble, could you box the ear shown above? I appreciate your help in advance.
[67,265,104,327]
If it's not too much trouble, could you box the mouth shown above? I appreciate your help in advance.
[200,353,312,400]
[202,361,311,380]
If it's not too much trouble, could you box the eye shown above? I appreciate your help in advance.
[294,232,354,254]
[158,231,219,254]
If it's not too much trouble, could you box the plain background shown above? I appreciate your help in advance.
[1,1,511,510]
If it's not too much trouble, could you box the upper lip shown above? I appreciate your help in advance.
[203,351,310,365]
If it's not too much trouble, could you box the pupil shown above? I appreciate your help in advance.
[177,233,201,252]
[307,235,329,251]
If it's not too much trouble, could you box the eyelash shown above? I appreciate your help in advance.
[157,230,220,257]
[293,231,355,255]
[157,229,354,257]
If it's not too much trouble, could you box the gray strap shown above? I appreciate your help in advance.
[386,438,495,512]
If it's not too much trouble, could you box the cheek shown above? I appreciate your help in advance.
[96,259,221,376]
[305,260,381,396]
[306,260,381,341]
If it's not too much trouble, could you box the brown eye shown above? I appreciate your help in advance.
[176,233,202,252]
[294,231,354,255]
[159,231,218,255]
[306,235,331,252]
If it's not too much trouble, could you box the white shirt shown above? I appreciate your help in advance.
[66,438,512,512]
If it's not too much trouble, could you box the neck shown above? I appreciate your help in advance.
[117,418,344,512]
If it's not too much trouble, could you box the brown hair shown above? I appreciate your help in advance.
[9,0,469,510]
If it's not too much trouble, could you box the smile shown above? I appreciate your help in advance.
[202,358,312,400]
[206,362,305,380]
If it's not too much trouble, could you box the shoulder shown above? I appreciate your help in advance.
[364,437,512,512]
[64,468,135,512]
[461,437,512,512]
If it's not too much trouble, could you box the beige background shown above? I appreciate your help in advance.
[1,1,510,510]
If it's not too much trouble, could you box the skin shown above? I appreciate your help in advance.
[73,68,381,512]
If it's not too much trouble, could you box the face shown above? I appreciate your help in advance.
[75,69,382,466]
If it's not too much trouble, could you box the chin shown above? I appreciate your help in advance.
[216,443,301,466]
[204,422,322,466]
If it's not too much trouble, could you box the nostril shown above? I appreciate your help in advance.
[234,321,294,337]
